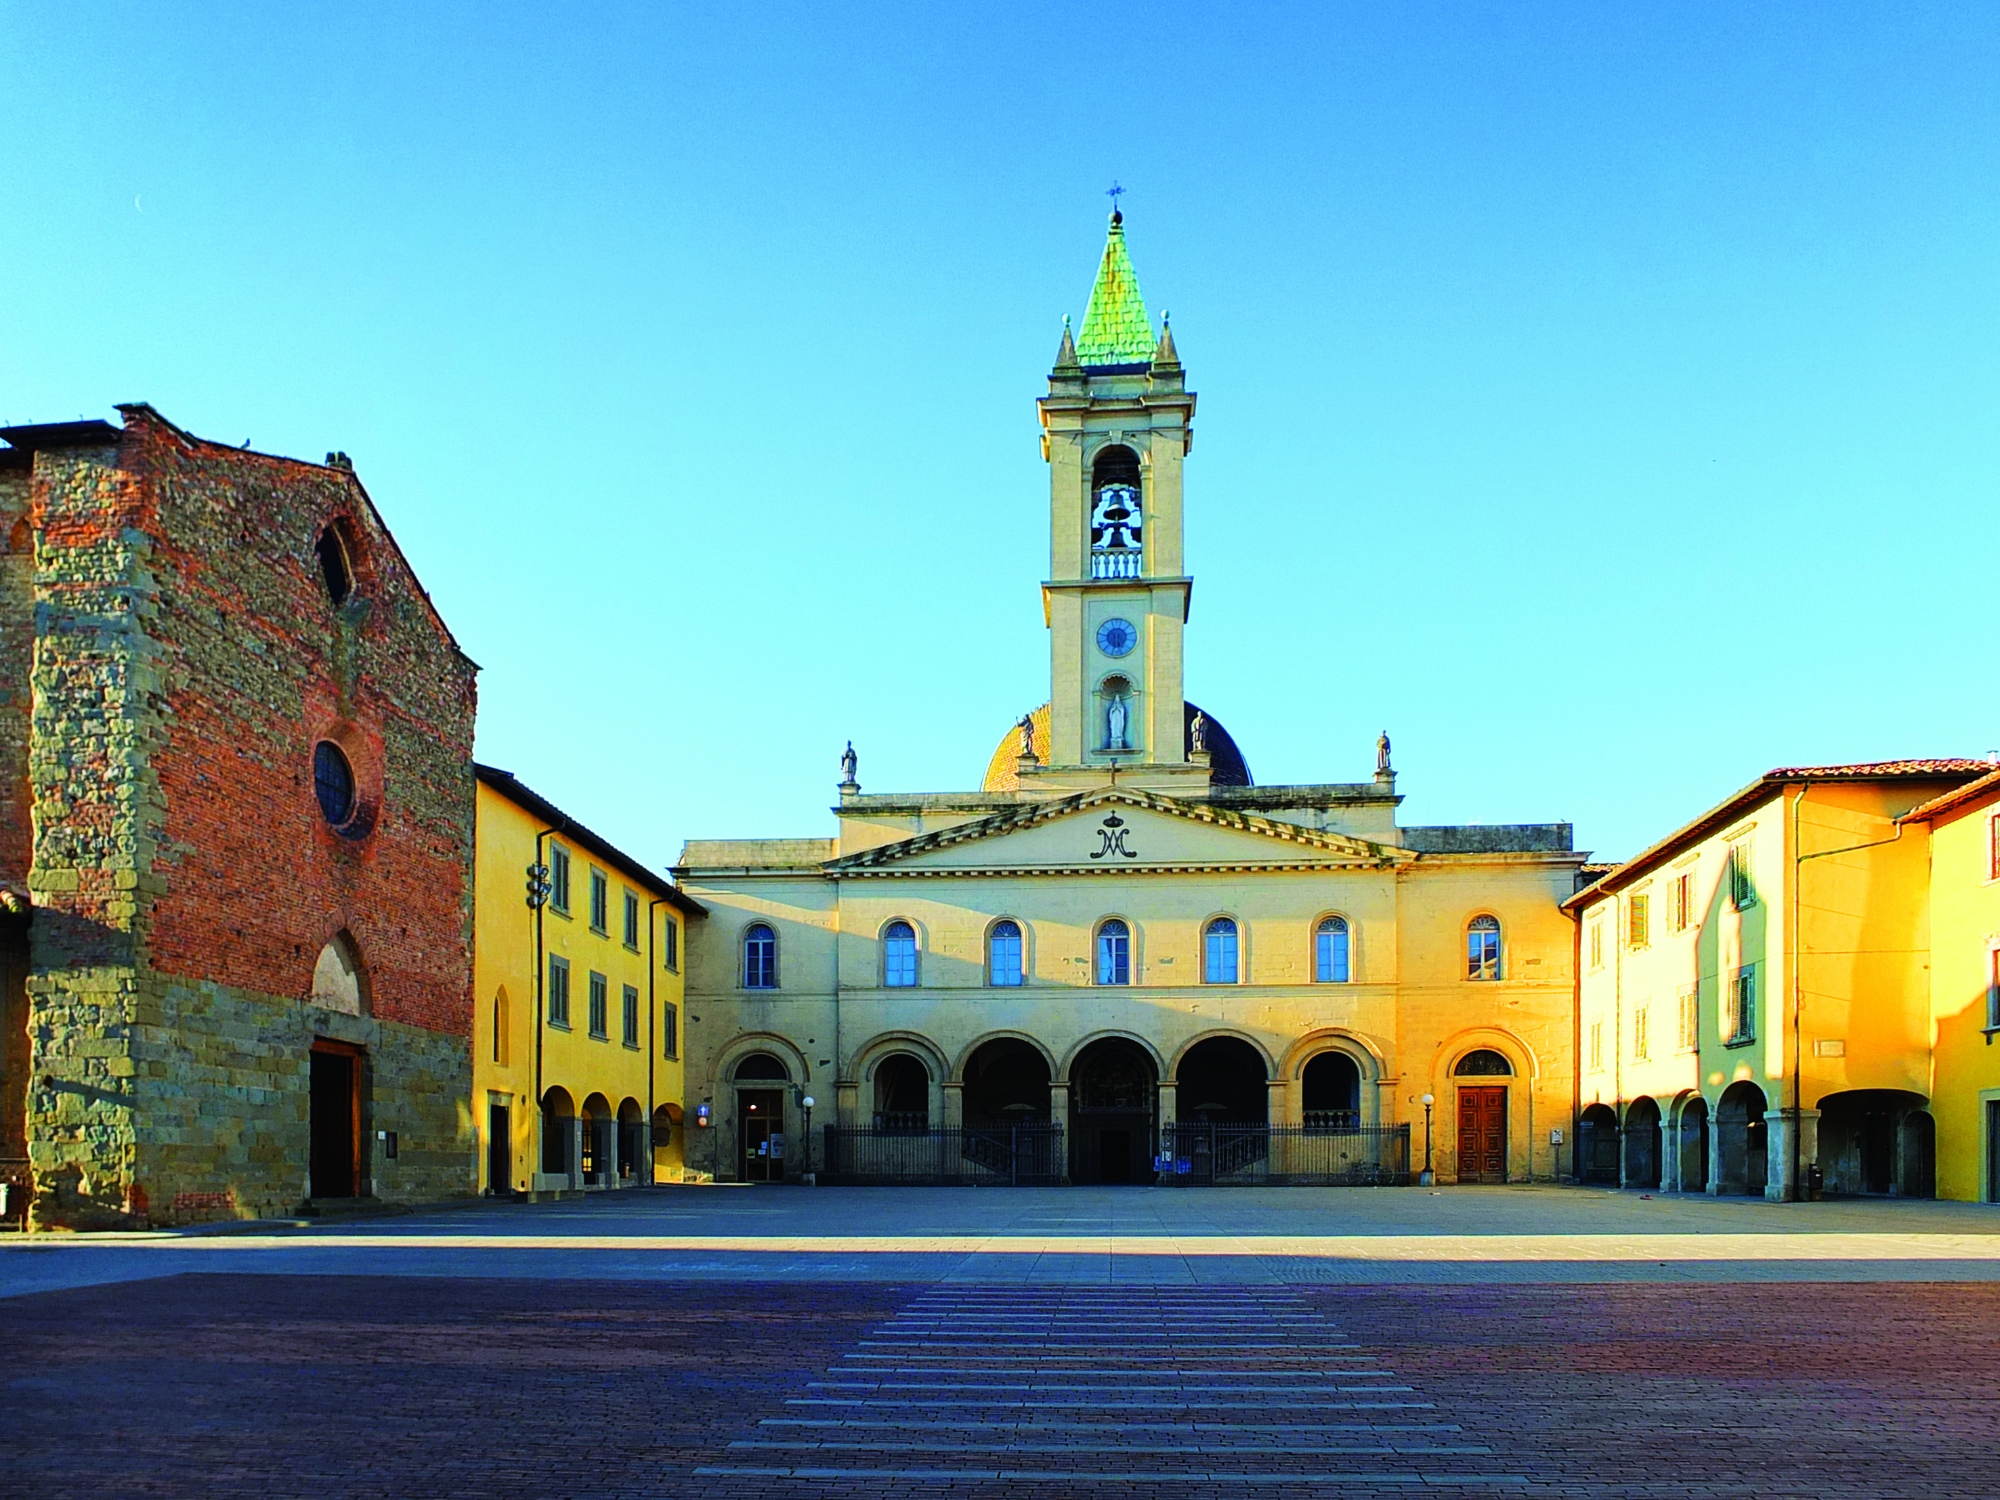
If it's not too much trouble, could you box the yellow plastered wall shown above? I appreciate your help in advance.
[1924,791,2000,1201]
[473,781,689,1191]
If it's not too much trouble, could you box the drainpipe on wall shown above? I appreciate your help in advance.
[1571,891,1585,1184]
[648,895,668,1185]
[531,824,560,1188]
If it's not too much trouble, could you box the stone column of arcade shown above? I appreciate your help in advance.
[1049,1082,1072,1185]
[1266,1077,1290,1127]
[570,1117,585,1192]
[943,1080,965,1133]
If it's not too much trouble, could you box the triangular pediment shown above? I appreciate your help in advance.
[828,787,1411,876]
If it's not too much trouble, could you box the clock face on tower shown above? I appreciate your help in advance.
[1096,618,1137,658]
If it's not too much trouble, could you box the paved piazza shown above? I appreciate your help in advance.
[3,1188,1999,1496]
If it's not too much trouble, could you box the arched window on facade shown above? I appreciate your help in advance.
[1466,915,1502,981]
[1095,919,1131,986]
[734,1052,789,1082]
[310,932,367,1016]
[1302,1051,1362,1129]
[743,924,777,989]
[1089,445,1143,579]
[883,920,918,987]
[315,522,354,606]
[988,920,1024,987]
[1203,917,1239,984]
[1453,1048,1513,1076]
[1315,916,1350,983]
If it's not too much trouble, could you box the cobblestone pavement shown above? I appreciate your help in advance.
[2,1273,1996,1498]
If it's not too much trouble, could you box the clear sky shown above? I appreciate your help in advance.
[6,3,1998,873]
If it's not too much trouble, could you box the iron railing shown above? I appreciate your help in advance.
[821,1124,1066,1186]
[1158,1122,1411,1186]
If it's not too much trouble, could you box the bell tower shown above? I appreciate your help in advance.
[1031,210,1201,793]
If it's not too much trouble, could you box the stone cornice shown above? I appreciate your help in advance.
[822,784,1414,875]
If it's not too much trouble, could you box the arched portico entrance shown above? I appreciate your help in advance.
[580,1092,613,1187]
[1070,1037,1157,1185]
[1301,1051,1362,1129]
[617,1098,644,1185]
[1817,1089,1935,1198]
[962,1037,1051,1126]
[540,1086,576,1186]
[733,1051,791,1182]
[1175,1037,1268,1124]
[1577,1103,1619,1184]
[1623,1097,1662,1190]
[1716,1081,1768,1196]
[872,1053,932,1131]
[1675,1095,1709,1192]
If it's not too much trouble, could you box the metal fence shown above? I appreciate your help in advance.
[1158,1122,1411,1186]
[821,1124,1067,1186]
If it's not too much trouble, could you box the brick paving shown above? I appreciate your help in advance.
[1,1273,1996,1497]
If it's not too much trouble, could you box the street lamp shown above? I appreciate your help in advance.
[800,1094,816,1185]
[1419,1093,1436,1186]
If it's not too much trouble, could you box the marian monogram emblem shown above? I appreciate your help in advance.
[1090,813,1138,860]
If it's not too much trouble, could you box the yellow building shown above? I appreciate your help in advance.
[474,765,704,1194]
[1902,768,2000,1202]
[1567,760,1990,1200]
[674,213,1585,1188]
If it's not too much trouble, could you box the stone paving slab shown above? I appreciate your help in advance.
[1,1274,1995,1499]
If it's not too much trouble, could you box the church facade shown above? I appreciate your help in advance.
[675,215,1586,1186]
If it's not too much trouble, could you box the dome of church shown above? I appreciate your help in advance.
[982,702,1252,792]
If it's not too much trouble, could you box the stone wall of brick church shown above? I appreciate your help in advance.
[13,411,478,1228]
[131,978,472,1222]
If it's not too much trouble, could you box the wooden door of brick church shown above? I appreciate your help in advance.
[1456,1086,1507,1184]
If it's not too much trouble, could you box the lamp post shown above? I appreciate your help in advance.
[800,1094,816,1186]
[1420,1093,1436,1186]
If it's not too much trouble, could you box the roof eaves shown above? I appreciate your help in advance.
[475,764,705,916]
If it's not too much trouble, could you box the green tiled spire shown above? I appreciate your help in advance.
[1074,210,1155,368]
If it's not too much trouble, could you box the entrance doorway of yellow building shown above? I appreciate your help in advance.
[1456,1086,1507,1183]
[487,1099,511,1194]
[740,1091,785,1181]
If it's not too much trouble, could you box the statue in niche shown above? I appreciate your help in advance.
[1105,693,1129,752]
[839,740,858,786]
[1190,710,1209,755]
[1376,730,1393,776]
[1017,713,1037,761]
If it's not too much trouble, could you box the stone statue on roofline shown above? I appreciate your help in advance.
[1016,713,1037,763]
[839,740,859,792]
[1190,710,1209,755]
[1377,731,1393,778]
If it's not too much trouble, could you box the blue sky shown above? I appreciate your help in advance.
[5,3,1998,871]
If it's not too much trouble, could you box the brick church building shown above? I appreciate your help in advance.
[0,406,478,1228]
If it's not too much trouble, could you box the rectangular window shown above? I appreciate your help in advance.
[1726,964,1756,1044]
[621,984,639,1048]
[623,890,641,949]
[550,845,572,914]
[589,869,609,934]
[492,990,508,1064]
[662,1002,679,1059]
[1633,1006,1650,1062]
[1588,1019,1603,1072]
[663,917,679,972]
[548,956,571,1028]
[1673,872,1692,933]
[1628,894,1649,950]
[1989,813,2000,881]
[1588,920,1603,971]
[1988,948,2000,1032]
[588,970,608,1039]
[1678,986,1698,1051]
[1096,924,1130,986]
[1729,842,1756,910]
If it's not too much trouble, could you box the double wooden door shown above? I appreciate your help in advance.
[1456,1086,1508,1184]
